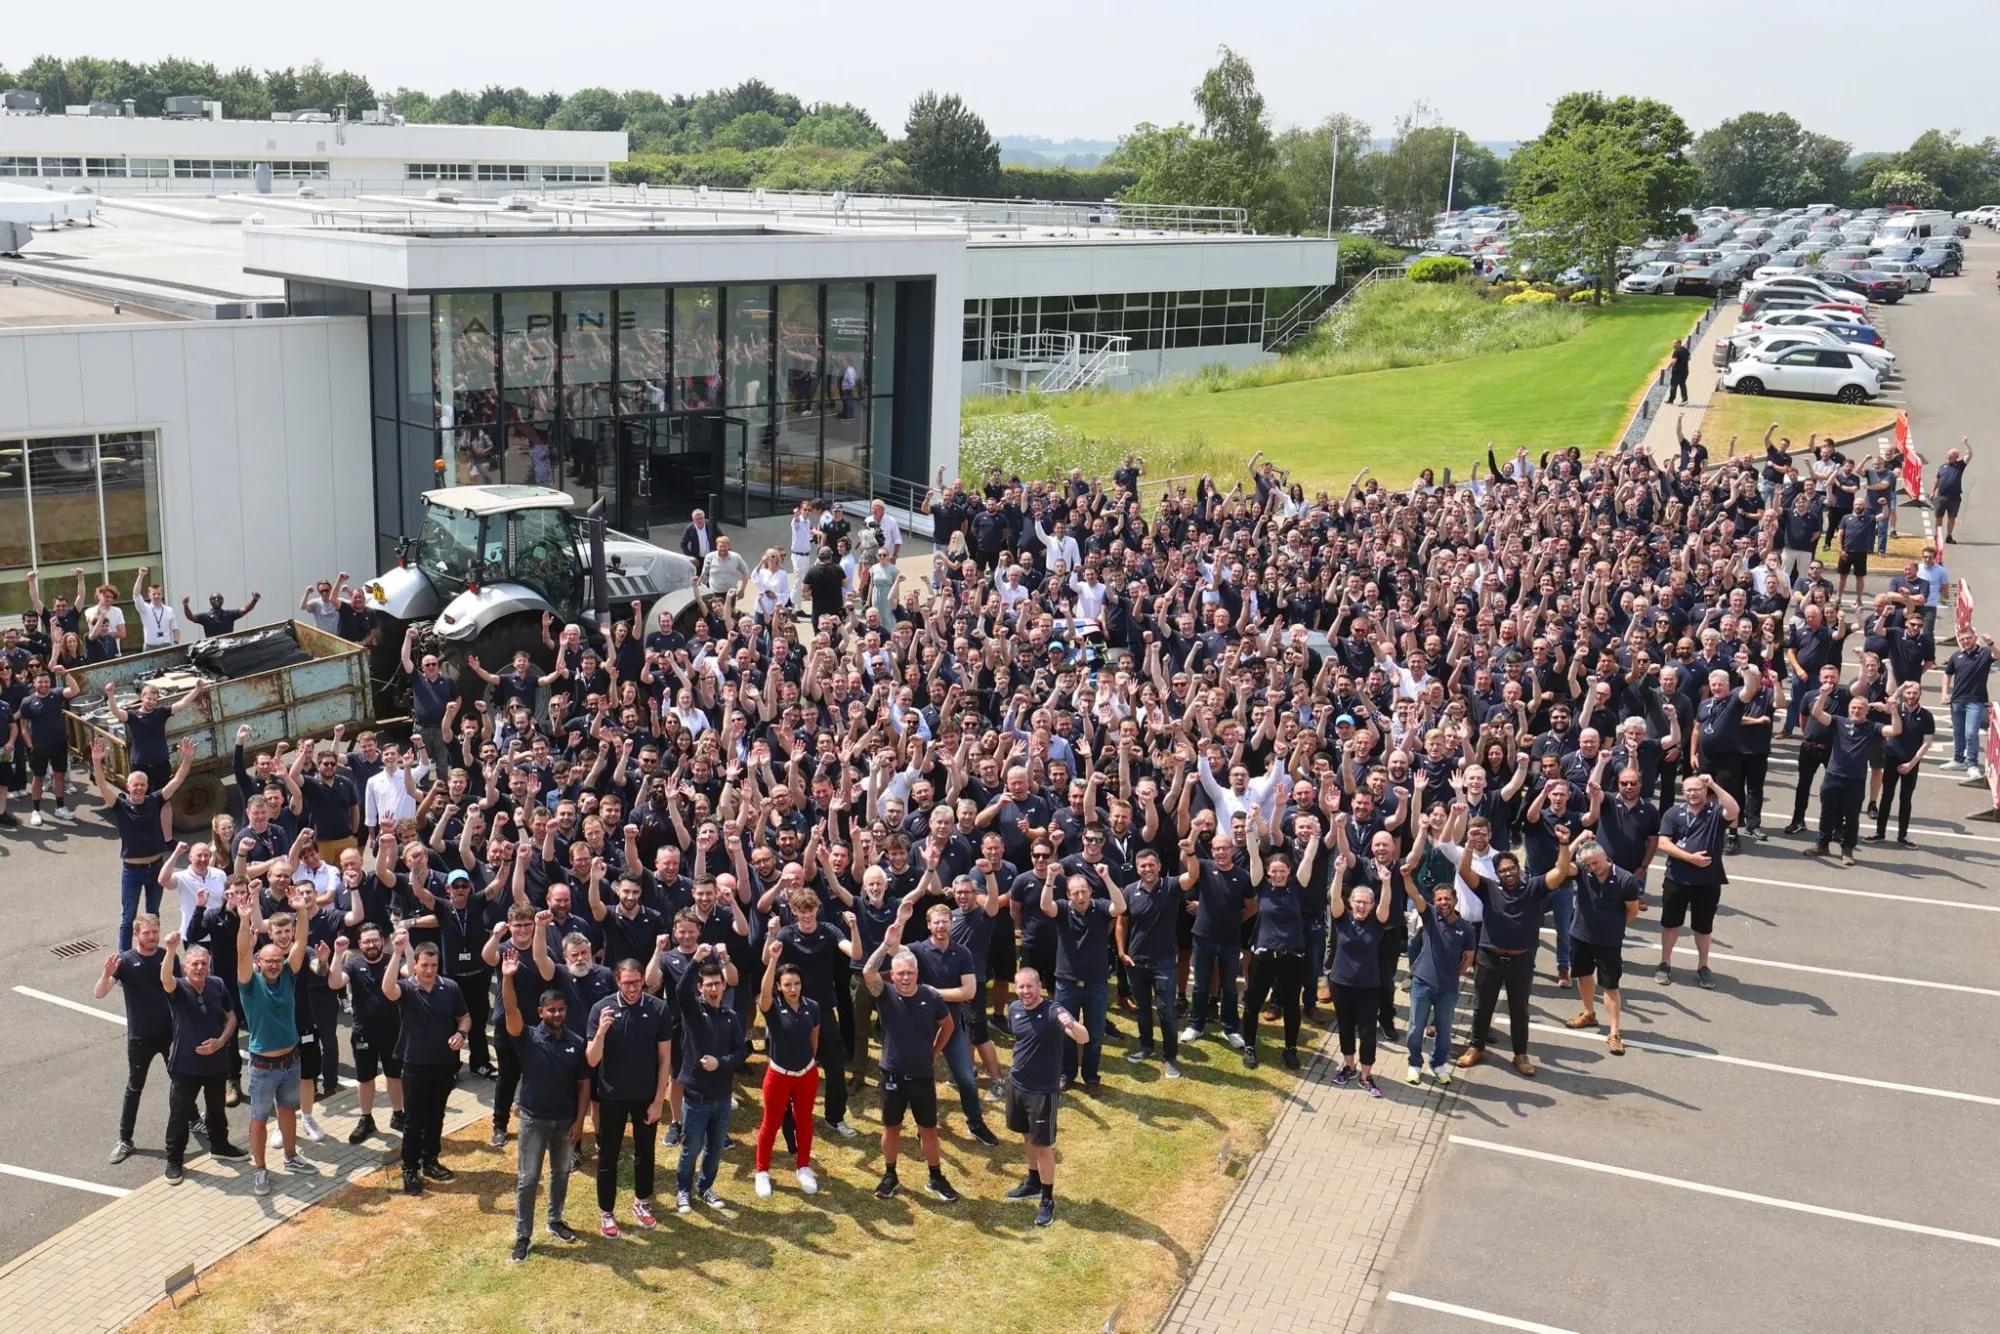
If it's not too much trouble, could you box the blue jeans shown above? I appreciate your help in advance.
[675,1095,731,1195]
[1406,978,1459,1071]
[1876,497,1895,554]
[1128,959,1178,1062]
[1544,883,1574,973]
[1054,978,1109,1084]
[119,858,164,952]
[1953,700,1988,771]
[1188,938,1241,1034]
[939,1026,988,1128]
[1783,672,1809,735]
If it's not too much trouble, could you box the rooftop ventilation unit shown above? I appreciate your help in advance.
[87,101,121,117]
[292,109,334,123]
[163,95,207,119]
[2,90,43,113]
[427,186,463,204]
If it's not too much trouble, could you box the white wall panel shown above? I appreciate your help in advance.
[278,322,340,590]
[21,333,84,429]
[80,331,138,427]
[179,328,247,598]
[229,326,291,599]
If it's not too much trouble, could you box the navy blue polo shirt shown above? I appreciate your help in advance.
[1594,796,1661,873]
[166,976,236,1077]
[393,975,468,1068]
[584,991,671,1103]
[876,983,950,1076]
[1329,911,1386,986]
[1191,859,1252,943]
[514,1022,590,1121]
[115,947,174,1039]
[1464,872,1552,952]
[1007,996,1068,1093]
[1570,866,1642,947]
[1122,879,1183,964]
[1052,899,1113,984]
[1411,910,1478,994]
[1659,801,1728,886]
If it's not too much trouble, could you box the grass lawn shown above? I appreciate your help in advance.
[131,1018,1320,1334]
[1699,393,1899,453]
[1031,298,1709,491]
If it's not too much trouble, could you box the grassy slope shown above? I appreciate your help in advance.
[1699,392,1900,453]
[130,1025,1314,1334]
[1038,298,1710,490]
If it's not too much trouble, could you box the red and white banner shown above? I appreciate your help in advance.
[1896,412,1924,500]
[1961,580,1977,639]
[1987,715,1999,812]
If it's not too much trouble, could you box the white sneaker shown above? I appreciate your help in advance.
[299,1112,327,1143]
[1939,760,1962,772]
[50,806,74,823]
[1163,1061,1182,1080]
[987,1082,1007,1103]
[28,811,43,828]
[828,1120,858,1140]
[1223,1032,1247,1051]
[796,1167,819,1196]
[754,1171,773,1198]
[1178,1025,1201,1044]
[267,1121,285,1150]
[1407,1065,1422,1085]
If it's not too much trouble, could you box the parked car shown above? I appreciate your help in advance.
[1674,265,1734,297]
[1735,316,1888,349]
[1819,270,1906,303]
[1752,256,1814,281]
[1906,245,1962,277]
[1619,261,1684,294]
[1728,327,1895,373]
[1867,258,1932,292]
[1742,274,1868,307]
[1724,346,1883,402]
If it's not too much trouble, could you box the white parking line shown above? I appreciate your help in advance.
[0,1161,130,1198]
[1538,929,2000,996]
[1524,1022,2000,1107]
[13,986,126,1026]
[1449,1136,2000,1251]
[1385,1293,1579,1333]
[1725,871,2000,911]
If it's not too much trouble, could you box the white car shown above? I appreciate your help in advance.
[1724,345,1882,403]
[1736,311,1878,342]
[1741,274,1868,309]
[1730,328,1895,374]
[1866,259,1932,293]
[1751,258,1815,282]
[1619,262,1683,294]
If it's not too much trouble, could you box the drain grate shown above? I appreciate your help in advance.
[50,938,101,959]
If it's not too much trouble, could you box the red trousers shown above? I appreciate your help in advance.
[755,1064,819,1172]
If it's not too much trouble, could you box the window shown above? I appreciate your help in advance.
[0,157,37,177]
[269,160,329,180]
[534,165,606,184]
[406,163,473,182]
[478,164,527,183]
[85,158,126,178]
[39,157,81,177]
[173,159,256,179]
[0,431,163,615]
[127,158,169,178]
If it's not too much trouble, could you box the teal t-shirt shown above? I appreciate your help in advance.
[241,965,300,1056]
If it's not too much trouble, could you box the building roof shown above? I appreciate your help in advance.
[423,484,575,516]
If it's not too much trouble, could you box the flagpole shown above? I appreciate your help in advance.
[1326,127,1340,239]
[1444,131,1460,214]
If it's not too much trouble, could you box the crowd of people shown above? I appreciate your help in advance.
[21,424,1994,1262]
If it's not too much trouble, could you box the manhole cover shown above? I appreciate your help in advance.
[50,938,101,959]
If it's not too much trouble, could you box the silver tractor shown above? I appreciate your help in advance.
[362,485,698,688]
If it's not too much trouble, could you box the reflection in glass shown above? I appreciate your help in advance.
[433,294,496,485]
[675,287,719,409]
[777,284,821,411]
[398,296,434,425]
[502,293,556,484]
[563,290,614,420]
[616,290,668,416]
[30,436,102,565]
[726,286,772,408]
[99,432,160,560]
[823,283,871,493]
[0,439,27,572]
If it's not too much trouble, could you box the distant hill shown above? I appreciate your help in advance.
[998,135,1121,168]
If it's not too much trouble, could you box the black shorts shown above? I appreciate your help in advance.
[1004,1082,1058,1147]
[1660,879,1721,935]
[878,1071,938,1129]
[986,927,1017,986]
[1023,939,1057,990]
[1837,550,1868,578]
[297,1036,324,1084]
[1569,938,1623,991]
[0,755,14,788]
[352,1028,404,1082]
[1935,495,1961,519]
[26,744,67,779]
[966,1007,991,1046]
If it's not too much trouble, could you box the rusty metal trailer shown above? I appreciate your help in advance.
[62,620,372,832]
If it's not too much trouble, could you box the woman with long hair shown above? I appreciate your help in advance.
[754,938,822,1199]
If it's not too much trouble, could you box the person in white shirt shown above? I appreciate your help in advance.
[363,743,424,828]
[132,566,179,650]
[84,585,127,658]
[869,499,903,561]
[752,548,793,621]
[158,841,228,938]
[701,536,752,609]
[300,575,347,635]
[790,503,818,596]
[1068,567,1108,623]
[1033,514,1081,574]
[1196,748,1291,827]
[995,565,1031,621]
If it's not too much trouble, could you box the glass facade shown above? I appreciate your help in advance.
[368,281,900,563]
[962,289,1268,360]
[0,430,163,615]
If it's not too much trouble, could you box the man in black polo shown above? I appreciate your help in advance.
[1563,837,1644,1056]
[288,746,361,862]
[157,931,247,1182]
[1655,773,1739,989]
[184,590,261,639]
[1001,965,1091,1227]
[1588,767,1660,881]
[91,737,195,953]
[1807,690,1902,866]
[1690,664,1762,855]
[585,959,673,1238]
[19,666,81,826]
[401,628,458,762]
[499,951,590,1261]
[863,920,959,1202]
[1454,830,1570,1077]
[382,932,470,1196]
[328,922,405,1144]
[94,911,174,1164]
[1786,664,1848,834]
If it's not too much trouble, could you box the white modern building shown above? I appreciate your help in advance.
[0,116,1337,622]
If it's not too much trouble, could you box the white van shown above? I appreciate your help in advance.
[1871,210,1954,250]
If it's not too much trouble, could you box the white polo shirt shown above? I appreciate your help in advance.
[172,866,228,938]
[135,599,178,650]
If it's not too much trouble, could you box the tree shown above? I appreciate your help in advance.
[901,91,1000,196]
[1113,47,1283,228]
[1511,121,1651,303]
[1695,112,1852,207]
[1372,105,1490,241]
[1863,169,1943,210]
[545,87,625,133]
[788,104,885,150]
[1272,114,1373,235]
[1872,130,2000,211]
[1523,92,1697,237]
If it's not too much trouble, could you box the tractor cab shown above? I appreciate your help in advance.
[411,488,587,624]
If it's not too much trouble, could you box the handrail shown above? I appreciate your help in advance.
[1263,265,1408,351]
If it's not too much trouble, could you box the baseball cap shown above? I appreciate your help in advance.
[446,869,472,886]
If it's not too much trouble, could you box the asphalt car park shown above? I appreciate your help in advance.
[1371,229,2000,1334]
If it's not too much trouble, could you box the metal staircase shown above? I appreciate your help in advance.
[983,331,1131,394]
[1261,264,1410,352]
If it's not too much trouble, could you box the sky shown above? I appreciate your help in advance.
[4,0,1994,150]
